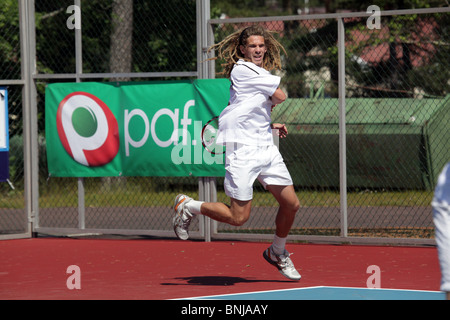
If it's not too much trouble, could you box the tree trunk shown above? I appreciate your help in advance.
[110,0,133,80]
[106,0,133,188]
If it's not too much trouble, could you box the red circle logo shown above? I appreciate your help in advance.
[56,92,119,167]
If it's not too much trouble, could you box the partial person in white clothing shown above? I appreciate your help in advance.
[432,162,450,300]
[172,25,301,281]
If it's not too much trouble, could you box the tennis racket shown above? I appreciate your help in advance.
[201,116,225,155]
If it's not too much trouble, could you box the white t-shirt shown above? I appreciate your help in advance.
[216,60,281,146]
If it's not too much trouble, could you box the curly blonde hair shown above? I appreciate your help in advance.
[207,25,286,78]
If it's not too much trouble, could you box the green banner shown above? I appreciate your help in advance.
[45,80,230,177]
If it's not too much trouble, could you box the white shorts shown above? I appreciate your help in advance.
[224,143,293,201]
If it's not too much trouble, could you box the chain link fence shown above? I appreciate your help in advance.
[0,0,28,237]
[1,1,449,245]
[1,0,201,239]
[35,0,201,237]
[210,10,449,243]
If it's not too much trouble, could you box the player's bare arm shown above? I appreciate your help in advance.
[270,87,286,105]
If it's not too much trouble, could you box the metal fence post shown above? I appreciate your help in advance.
[197,0,212,242]
[20,0,38,235]
[74,0,85,230]
[75,0,82,83]
[337,18,348,238]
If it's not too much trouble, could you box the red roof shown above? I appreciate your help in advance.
[348,18,438,67]
[219,13,440,68]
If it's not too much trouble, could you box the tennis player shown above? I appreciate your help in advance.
[432,162,450,300]
[173,25,301,281]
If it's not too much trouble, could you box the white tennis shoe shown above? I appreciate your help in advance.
[173,194,194,240]
[263,246,301,281]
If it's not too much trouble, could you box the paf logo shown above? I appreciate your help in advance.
[56,92,119,167]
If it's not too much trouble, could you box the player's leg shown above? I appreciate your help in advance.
[258,144,301,280]
[258,145,299,249]
[197,143,255,227]
[173,196,251,240]
[201,198,252,226]
[262,184,301,280]
[173,144,257,240]
[268,184,300,238]
[173,181,254,240]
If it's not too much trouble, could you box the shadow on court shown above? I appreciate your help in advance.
[162,276,293,286]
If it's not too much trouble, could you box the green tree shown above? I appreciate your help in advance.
[336,0,449,97]
[0,0,21,80]
[211,0,448,98]
[110,0,133,79]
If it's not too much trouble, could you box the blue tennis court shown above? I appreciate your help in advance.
[187,286,446,300]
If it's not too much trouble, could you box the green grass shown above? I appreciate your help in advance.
[219,227,435,239]
[1,180,434,239]
[221,189,433,207]
[1,182,434,209]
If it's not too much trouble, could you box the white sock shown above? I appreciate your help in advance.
[185,200,204,215]
[272,234,287,255]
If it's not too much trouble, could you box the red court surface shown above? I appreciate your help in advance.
[0,238,442,300]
